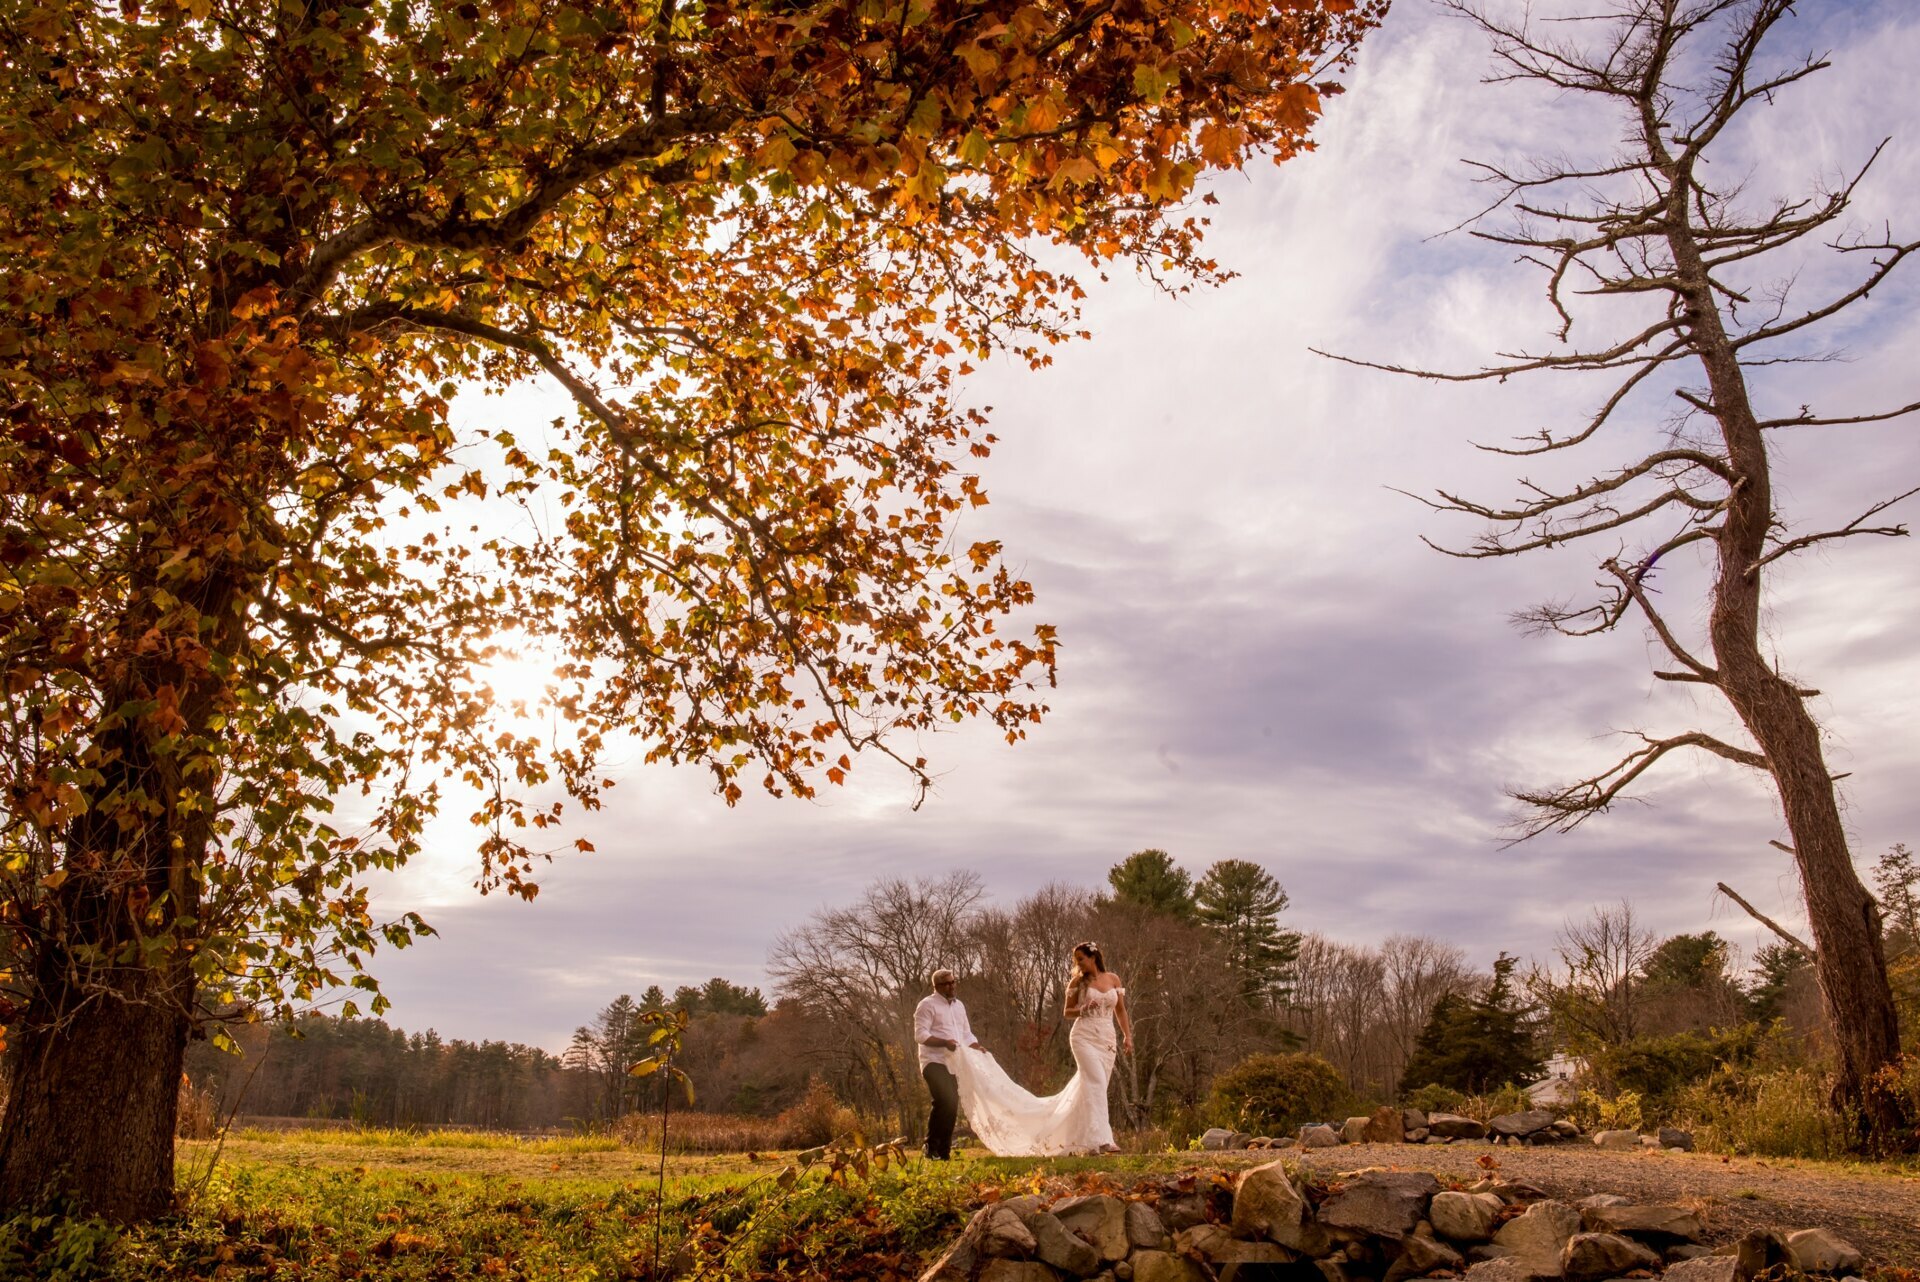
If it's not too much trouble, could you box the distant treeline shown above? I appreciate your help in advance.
[185,844,1905,1141]
[184,976,788,1130]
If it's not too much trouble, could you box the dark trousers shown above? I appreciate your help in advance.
[922,1062,959,1159]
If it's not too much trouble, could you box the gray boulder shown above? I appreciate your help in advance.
[1786,1228,1865,1274]
[1199,1127,1236,1151]
[1318,1169,1441,1240]
[1658,1127,1695,1151]
[1429,1190,1503,1243]
[1731,1228,1791,1276]
[1175,1224,1294,1265]
[1301,1124,1342,1149]
[1052,1195,1129,1263]
[1384,1233,1466,1282]
[1364,1105,1407,1144]
[1661,1257,1745,1282]
[1402,1108,1429,1133]
[1128,1250,1206,1282]
[1342,1115,1372,1144]
[1490,1182,1550,1205]
[1124,1200,1170,1252]
[1580,1202,1703,1242]
[1488,1110,1556,1141]
[982,1206,1040,1258]
[1561,1231,1660,1282]
[1155,1193,1209,1234]
[979,1263,1062,1282]
[1491,1199,1582,1278]
[1231,1158,1322,1252]
[1028,1211,1102,1277]
[1591,1129,1638,1151]
[1427,1113,1488,1140]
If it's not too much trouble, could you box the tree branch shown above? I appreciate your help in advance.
[1508,729,1768,842]
[1715,880,1815,958]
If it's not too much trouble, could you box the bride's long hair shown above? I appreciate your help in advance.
[1066,941,1106,1000]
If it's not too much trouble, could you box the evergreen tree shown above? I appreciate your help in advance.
[1874,843,1919,948]
[1746,943,1812,1025]
[1193,859,1300,1002]
[1642,932,1731,989]
[1106,849,1197,920]
[1398,954,1543,1096]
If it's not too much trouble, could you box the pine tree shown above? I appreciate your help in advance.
[1193,859,1300,1002]
[1398,954,1543,1096]
[1106,850,1197,921]
[1874,844,1919,949]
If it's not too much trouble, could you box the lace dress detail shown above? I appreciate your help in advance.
[950,985,1122,1155]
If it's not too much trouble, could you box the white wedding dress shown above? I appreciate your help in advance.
[950,985,1122,1155]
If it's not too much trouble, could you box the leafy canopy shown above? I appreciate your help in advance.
[0,0,1378,1043]
[1106,848,1197,920]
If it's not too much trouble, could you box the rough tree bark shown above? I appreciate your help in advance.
[1670,175,1908,1142]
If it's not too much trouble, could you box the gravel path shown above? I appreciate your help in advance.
[1285,1143,1920,1265]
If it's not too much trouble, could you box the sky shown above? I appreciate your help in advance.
[360,0,1920,1053]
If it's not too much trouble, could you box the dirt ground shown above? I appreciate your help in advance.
[1287,1142,1920,1266]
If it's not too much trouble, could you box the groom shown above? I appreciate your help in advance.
[913,968,983,1160]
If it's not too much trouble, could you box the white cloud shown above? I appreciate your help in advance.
[363,0,1920,1052]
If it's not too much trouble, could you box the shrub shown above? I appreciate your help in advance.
[1208,1052,1352,1135]
[1439,1083,1538,1123]
[1588,1026,1760,1117]
[1677,1064,1851,1158]
[1400,1083,1466,1115]
[774,1078,864,1148]
[1570,1088,1644,1132]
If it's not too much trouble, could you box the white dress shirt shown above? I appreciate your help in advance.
[913,991,979,1069]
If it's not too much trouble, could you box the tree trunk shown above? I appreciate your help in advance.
[0,970,191,1219]
[1665,176,1914,1150]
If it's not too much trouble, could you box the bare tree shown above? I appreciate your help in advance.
[1531,902,1658,1053]
[1379,934,1475,1080]
[1326,0,1917,1145]
[767,872,985,1134]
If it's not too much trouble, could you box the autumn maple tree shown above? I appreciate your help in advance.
[0,0,1377,1217]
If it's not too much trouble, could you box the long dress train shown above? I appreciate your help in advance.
[948,985,1122,1156]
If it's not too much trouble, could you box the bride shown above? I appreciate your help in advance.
[950,942,1134,1155]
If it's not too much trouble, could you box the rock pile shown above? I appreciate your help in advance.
[1195,1109,1694,1155]
[919,1162,1867,1282]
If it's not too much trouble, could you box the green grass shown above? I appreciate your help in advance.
[220,1128,630,1154]
[3,1133,1226,1282]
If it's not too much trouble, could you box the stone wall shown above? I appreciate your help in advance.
[918,1163,1867,1282]
[1196,1107,1697,1156]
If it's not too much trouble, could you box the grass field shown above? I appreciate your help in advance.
[5,1130,1214,1282]
[11,1129,1920,1280]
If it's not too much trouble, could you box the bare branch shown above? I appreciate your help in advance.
[1760,399,1920,430]
[1748,486,1919,574]
[1508,729,1767,842]
[1715,881,1815,958]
